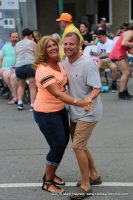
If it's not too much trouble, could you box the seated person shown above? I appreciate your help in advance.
[83,45,102,69]
[0,31,19,102]
[96,29,118,92]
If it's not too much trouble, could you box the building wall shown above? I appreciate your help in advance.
[36,0,59,35]
[0,0,37,40]
[36,0,83,35]
[111,0,130,33]
[36,0,97,35]
[20,0,37,30]
[36,0,132,35]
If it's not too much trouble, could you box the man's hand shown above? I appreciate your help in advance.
[83,97,95,111]
[83,103,95,111]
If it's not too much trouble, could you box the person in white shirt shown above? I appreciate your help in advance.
[96,29,118,92]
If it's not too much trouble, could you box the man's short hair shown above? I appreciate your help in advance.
[9,31,18,37]
[22,28,33,37]
[96,29,106,36]
[80,22,88,28]
[64,32,80,44]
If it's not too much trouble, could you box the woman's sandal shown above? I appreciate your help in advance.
[53,174,65,185]
[42,179,64,194]
[43,174,65,186]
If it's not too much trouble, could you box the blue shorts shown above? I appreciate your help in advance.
[15,64,35,80]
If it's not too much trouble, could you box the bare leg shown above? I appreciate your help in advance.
[10,73,18,100]
[2,70,12,93]
[0,68,3,78]
[45,164,57,180]
[85,149,100,179]
[28,77,36,105]
[73,148,91,191]
[43,164,64,193]
[116,59,130,92]
[110,62,117,81]
[17,79,26,102]
[71,121,99,189]
[0,69,6,86]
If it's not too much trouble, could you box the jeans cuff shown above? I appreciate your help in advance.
[46,160,59,167]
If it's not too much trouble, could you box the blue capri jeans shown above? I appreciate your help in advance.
[34,108,70,166]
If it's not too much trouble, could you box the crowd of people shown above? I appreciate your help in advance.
[0,29,41,110]
[0,12,133,200]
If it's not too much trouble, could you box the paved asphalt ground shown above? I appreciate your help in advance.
[0,77,133,200]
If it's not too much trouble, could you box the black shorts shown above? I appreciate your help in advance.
[15,64,35,80]
[111,58,125,62]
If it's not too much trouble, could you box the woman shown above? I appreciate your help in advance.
[15,28,37,111]
[33,30,41,43]
[33,36,93,194]
[109,29,133,99]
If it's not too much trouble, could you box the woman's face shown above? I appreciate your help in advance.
[46,40,59,60]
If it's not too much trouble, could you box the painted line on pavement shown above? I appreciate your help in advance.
[0,182,133,188]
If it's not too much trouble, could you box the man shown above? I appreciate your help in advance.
[115,22,129,37]
[79,23,93,49]
[96,29,118,92]
[63,32,103,200]
[109,29,133,100]
[94,17,110,35]
[56,12,83,59]
[0,31,19,101]
[0,38,4,51]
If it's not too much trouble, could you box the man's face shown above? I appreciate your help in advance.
[59,21,67,30]
[64,35,80,58]
[79,24,87,33]
[97,35,106,44]
[10,32,19,46]
[100,20,106,27]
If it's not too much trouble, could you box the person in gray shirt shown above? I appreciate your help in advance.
[15,28,36,111]
[63,32,103,200]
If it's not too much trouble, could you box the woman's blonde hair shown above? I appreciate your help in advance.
[33,30,41,43]
[34,36,60,69]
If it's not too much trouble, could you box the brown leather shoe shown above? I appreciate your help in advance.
[76,176,102,187]
[89,175,102,185]
[69,186,92,200]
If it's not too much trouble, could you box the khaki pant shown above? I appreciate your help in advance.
[101,60,117,70]
[70,121,97,150]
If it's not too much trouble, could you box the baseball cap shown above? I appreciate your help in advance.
[100,17,106,22]
[56,12,72,22]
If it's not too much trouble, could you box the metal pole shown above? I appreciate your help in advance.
[16,18,22,38]
[58,0,63,15]
[58,0,63,35]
